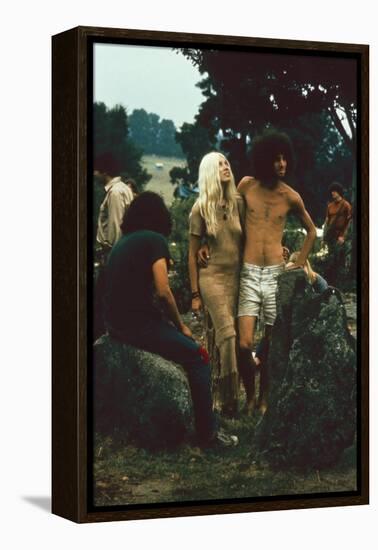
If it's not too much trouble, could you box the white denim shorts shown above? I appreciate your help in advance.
[237,262,285,325]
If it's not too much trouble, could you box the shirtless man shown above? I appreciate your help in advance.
[237,130,317,414]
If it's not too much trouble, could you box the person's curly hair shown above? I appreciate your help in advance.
[250,129,295,184]
[328,181,344,198]
[121,191,172,237]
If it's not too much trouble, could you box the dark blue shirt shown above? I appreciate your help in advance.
[104,230,170,331]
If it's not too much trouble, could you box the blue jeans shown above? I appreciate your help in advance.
[110,318,216,445]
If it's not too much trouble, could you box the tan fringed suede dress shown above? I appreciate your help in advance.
[189,199,244,414]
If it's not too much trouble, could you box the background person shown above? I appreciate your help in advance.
[93,152,135,340]
[125,178,139,199]
[95,152,134,253]
[323,182,352,286]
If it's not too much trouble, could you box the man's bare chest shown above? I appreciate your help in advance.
[245,192,290,226]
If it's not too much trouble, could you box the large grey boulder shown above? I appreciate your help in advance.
[257,270,357,469]
[93,335,194,449]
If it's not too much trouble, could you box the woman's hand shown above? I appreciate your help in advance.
[191,296,203,313]
[197,244,210,267]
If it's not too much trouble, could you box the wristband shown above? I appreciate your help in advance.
[191,291,200,299]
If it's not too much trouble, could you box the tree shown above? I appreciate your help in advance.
[128,108,184,158]
[94,102,151,188]
[93,103,151,245]
[176,49,357,284]
[128,108,156,153]
[169,197,196,312]
[158,118,183,157]
[173,121,216,184]
[179,49,357,184]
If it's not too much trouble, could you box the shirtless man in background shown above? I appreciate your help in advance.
[237,130,317,414]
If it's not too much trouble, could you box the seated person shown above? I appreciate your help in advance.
[286,251,328,293]
[104,191,238,448]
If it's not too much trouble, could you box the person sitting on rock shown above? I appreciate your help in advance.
[103,191,238,449]
[286,251,328,293]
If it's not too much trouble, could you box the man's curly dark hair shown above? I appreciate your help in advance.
[250,129,296,184]
[328,181,344,198]
[121,191,172,237]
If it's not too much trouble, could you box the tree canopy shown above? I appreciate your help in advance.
[128,108,184,158]
[173,48,357,223]
[94,102,151,188]
[181,49,356,152]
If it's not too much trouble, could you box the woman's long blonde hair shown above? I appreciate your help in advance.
[288,251,317,284]
[197,152,237,237]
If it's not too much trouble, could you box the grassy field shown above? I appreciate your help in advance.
[142,154,186,205]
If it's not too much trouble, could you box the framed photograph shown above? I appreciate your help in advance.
[52,26,369,523]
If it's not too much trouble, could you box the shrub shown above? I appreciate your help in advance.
[168,197,196,313]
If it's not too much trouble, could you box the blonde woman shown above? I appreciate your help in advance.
[188,152,244,416]
[286,251,328,293]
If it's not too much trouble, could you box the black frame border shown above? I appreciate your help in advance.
[52,26,369,523]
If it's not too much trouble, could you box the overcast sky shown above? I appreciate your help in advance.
[94,43,204,128]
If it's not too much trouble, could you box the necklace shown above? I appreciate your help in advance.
[221,203,229,220]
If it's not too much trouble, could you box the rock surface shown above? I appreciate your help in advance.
[257,269,357,470]
[93,335,194,449]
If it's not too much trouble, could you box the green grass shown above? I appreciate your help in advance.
[93,415,357,507]
[142,154,186,205]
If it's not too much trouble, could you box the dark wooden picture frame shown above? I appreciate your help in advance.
[52,26,369,523]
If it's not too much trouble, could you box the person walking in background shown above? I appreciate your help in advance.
[323,182,352,286]
[95,152,134,253]
[188,152,244,417]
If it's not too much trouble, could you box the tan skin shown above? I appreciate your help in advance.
[237,154,317,413]
[324,190,350,245]
[194,154,316,415]
[188,155,232,315]
[152,257,193,339]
